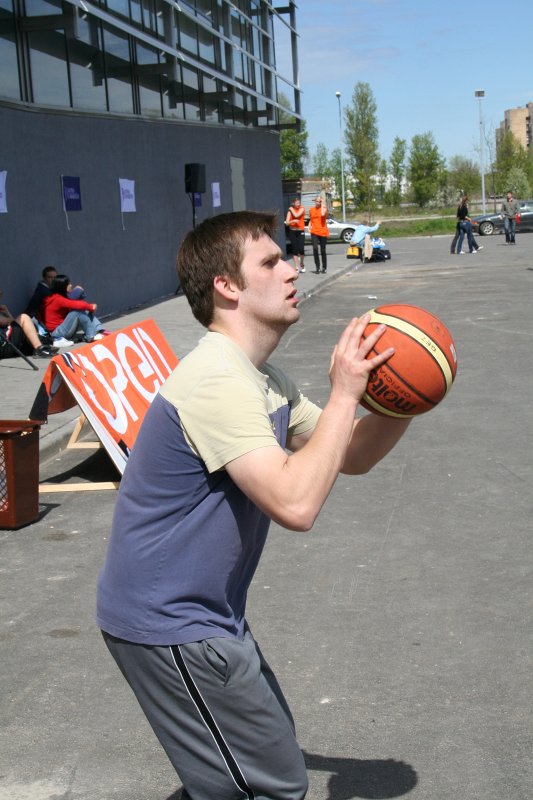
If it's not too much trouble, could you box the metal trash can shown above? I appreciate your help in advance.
[0,420,43,529]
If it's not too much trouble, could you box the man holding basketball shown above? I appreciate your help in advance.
[97,211,410,800]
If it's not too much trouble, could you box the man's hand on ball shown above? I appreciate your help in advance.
[329,315,394,403]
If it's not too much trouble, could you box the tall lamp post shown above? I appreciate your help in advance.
[335,91,346,222]
[475,89,486,214]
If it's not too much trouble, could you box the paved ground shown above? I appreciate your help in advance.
[1,234,532,799]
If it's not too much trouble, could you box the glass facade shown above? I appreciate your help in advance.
[0,0,301,129]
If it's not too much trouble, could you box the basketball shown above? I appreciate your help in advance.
[360,304,458,417]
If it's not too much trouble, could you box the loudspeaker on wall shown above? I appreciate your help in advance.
[185,163,206,194]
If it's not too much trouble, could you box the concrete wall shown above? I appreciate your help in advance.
[0,103,284,318]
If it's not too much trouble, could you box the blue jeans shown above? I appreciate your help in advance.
[504,217,516,243]
[52,310,102,341]
[457,220,476,253]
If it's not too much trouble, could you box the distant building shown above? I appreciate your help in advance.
[496,103,533,151]
[1,0,301,317]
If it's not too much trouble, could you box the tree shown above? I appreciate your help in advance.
[407,132,446,207]
[344,82,380,212]
[278,93,308,180]
[328,147,343,199]
[494,130,532,194]
[313,142,330,177]
[505,166,531,198]
[387,137,407,206]
[447,155,481,199]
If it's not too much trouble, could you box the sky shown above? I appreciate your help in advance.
[276,0,533,169]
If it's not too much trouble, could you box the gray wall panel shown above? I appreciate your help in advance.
[0,105,284,319]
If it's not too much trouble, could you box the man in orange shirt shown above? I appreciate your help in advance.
[308,196,329,274]
[285,198,306,273]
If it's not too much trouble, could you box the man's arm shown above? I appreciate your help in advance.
[225,315,408,531]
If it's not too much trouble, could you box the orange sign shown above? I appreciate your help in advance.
[30,320,179,473]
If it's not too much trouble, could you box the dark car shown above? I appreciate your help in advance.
[471,201,533,236]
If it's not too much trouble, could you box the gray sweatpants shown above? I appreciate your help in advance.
[103,628,308,799]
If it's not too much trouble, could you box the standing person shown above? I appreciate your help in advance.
[96,211,411,800]
[456,195,483,255]
[0,289,58,359]
[450,200,462,255]
[285,198,306,273]
[308,195,329,273]
[500,190,520,244]
[42,274,106,345]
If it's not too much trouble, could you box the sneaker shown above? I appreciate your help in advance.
[476,245,484,251]
[53,337,74,347]
[458,251,466,255]
[470,250,476,254]
[34,345,59,358]
[93,333,105,340]
[299,266,306,273]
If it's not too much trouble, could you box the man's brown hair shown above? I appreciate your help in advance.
[177,211,279,327]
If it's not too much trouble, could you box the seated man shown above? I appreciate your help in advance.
[350,220,381,260]
[0,289,58,359]
[26,266,86,330]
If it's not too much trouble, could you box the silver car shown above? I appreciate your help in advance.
[471,201,533,235]
[304,217,360,244]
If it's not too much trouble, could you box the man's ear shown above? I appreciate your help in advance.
[213,274,240,302]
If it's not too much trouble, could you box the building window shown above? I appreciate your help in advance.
[136,40,163,117]
[182,65,200,120]
[28,28,71,107]
[68,14,108,111]
[102,23,133,113]
[178,14,198,58]
[0,0,20,101]
[202,74,219,123]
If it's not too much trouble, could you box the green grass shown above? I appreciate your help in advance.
[378,217,457,238]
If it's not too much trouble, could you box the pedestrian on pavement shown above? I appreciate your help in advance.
[96,211,411,800]
[456,195,483,255]
[285,197,306,273]
[500,190,520,244]
[308,195,329,273]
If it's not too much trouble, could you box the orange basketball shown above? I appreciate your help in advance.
[360,304,458,417]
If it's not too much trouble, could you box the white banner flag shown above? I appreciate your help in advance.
[119,178,136,213]
[211,182,221,208]
[0,171,7,213]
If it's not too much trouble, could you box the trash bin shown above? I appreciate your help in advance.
[0,420,43,529]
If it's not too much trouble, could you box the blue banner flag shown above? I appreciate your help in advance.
[61,175,82,211]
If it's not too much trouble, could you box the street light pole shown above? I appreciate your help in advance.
[335,91,346,222]
[475,89,486,214]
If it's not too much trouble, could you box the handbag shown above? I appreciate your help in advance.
[515,213,521,223]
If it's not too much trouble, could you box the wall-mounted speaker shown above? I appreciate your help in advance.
[185,163,206,194]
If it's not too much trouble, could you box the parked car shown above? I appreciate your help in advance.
[471,201,533,236]
[304,217,361,244]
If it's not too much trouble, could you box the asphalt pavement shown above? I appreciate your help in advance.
[1,234,532,800]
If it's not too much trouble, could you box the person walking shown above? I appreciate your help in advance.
[308,196,329,273]
[456,195,483,255]
[500,190,520,244]
[96,211,411,800]
[285,198,306,273]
